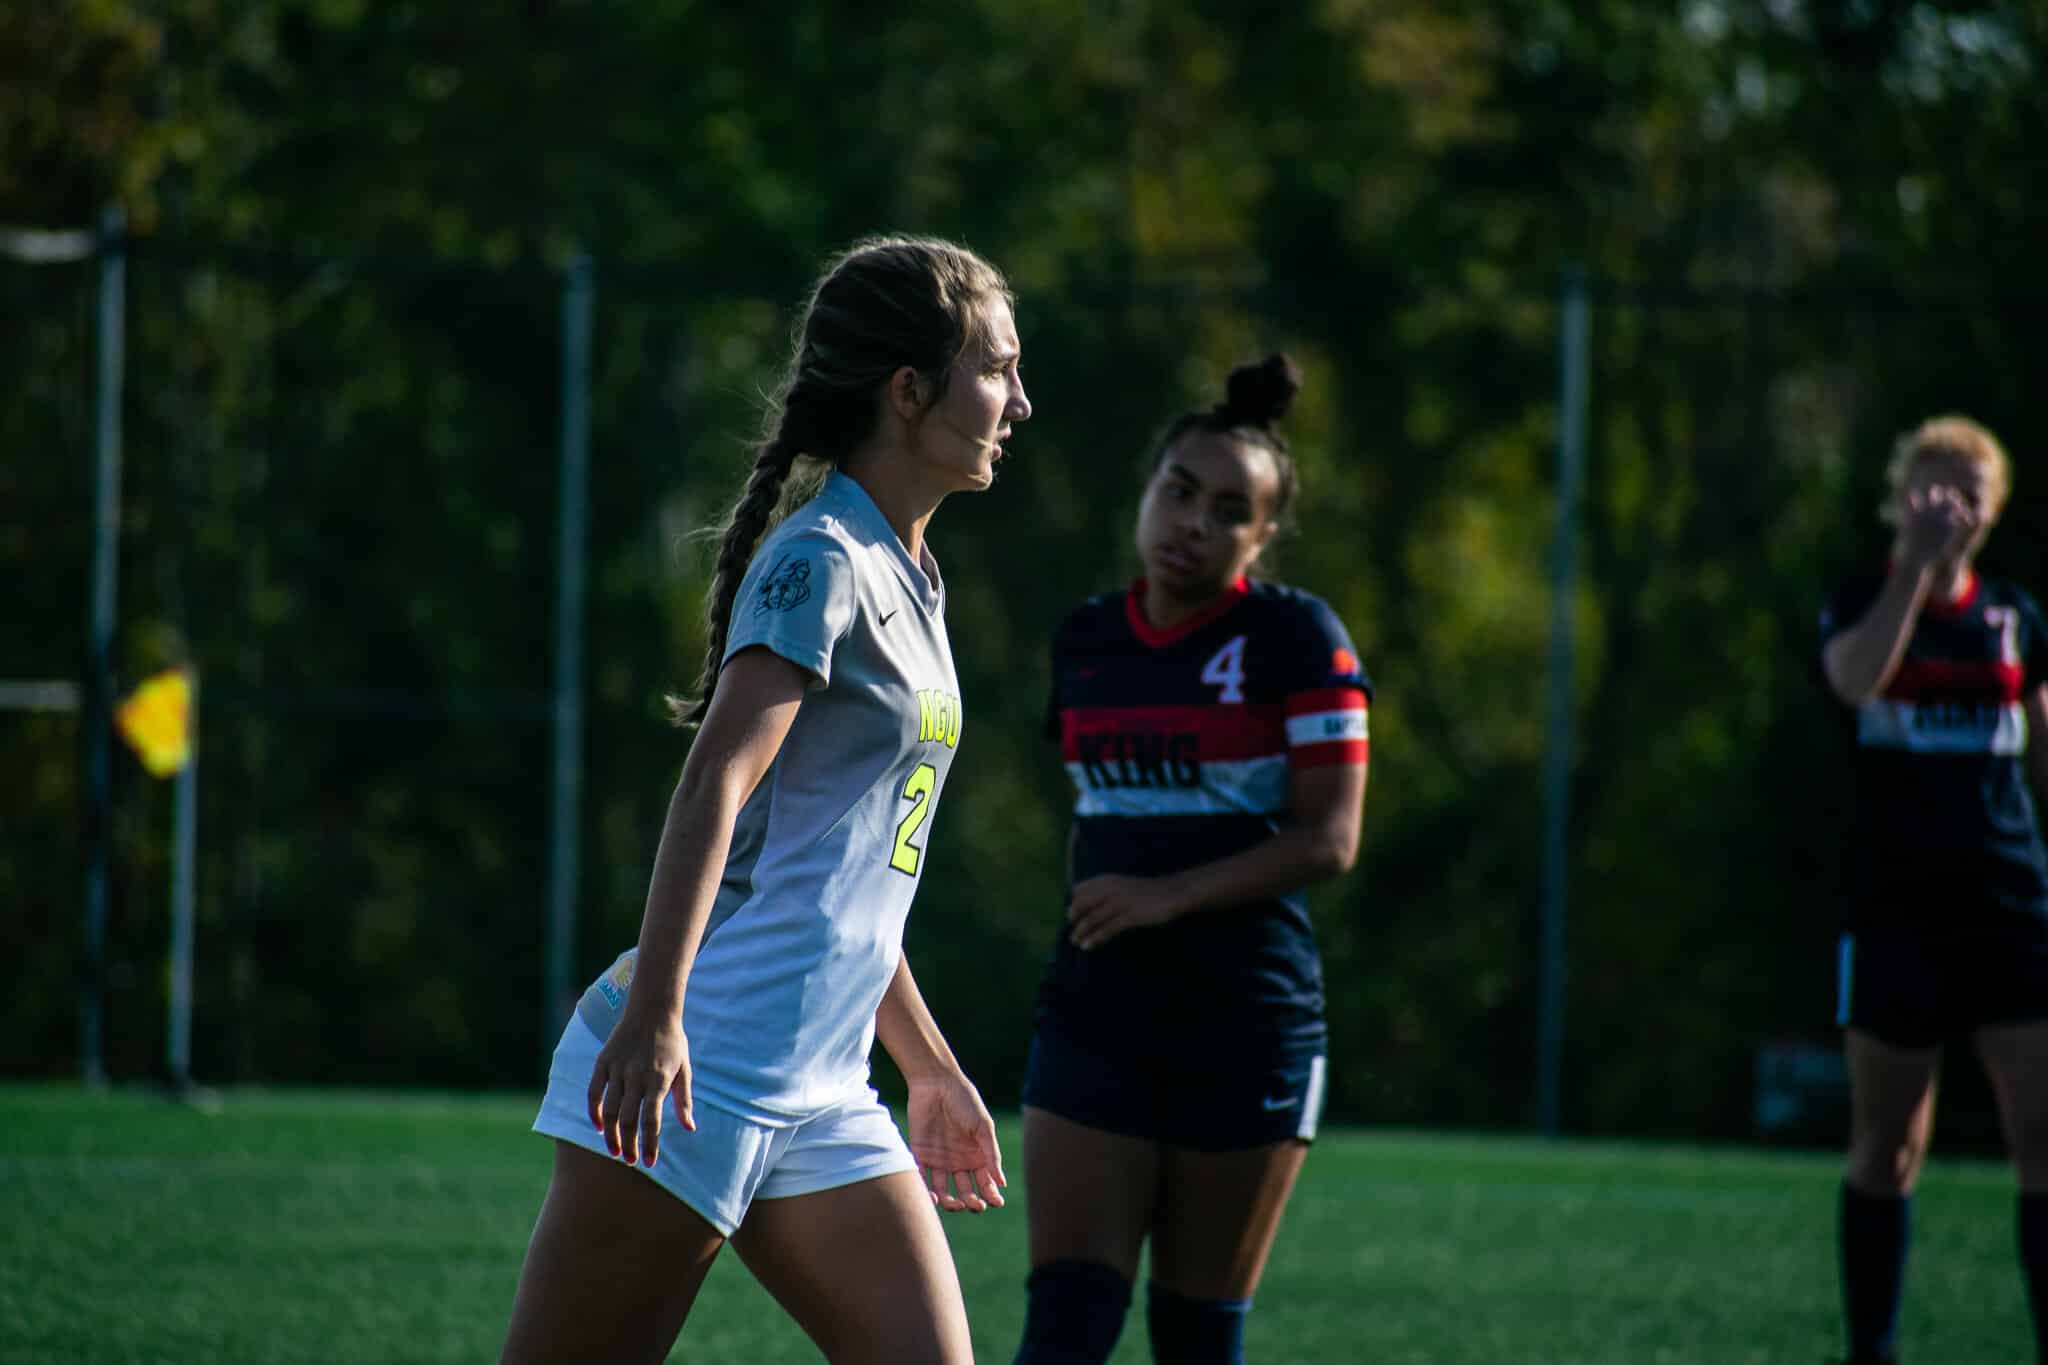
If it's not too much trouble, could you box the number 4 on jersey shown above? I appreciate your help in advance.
[1201,635,1249,704]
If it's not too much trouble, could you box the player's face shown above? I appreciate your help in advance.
[1904,449,2000,558]
[1135,431,1280,599]
[911,298,1031,492]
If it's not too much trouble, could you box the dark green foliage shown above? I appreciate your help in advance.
[5,2,2046,1139]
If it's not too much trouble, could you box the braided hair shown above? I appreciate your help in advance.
[672,235,1013,725]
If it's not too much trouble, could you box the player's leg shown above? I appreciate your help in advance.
[499,1141,726,1365]
[1845,1029,1942,1195]
[1146,1139,1308,1364]
[1012,1014,1164,1364]
[1141,1043,1322,1365]
[1977,1016,2048,1362]
[1837,925,1945,1365]
[1015,1105,1160,1364]
[729,1169,973,1365]
[1841,1032,1941,1365]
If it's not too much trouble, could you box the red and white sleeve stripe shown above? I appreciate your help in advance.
[1285,688,1369,768]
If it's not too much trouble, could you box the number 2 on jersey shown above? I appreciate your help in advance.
[1201,634,1248,704]
[889,762,938,876]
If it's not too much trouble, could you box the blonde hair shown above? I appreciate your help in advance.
[671,235,1012,725]
[1880,414,2011,526]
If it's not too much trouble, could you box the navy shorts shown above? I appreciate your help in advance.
[1837,924,2048,1049]
[1020,1013,1327,1151]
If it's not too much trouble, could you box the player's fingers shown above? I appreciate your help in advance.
[599,1073,628,1156]
[972,1166,1005,1208]
[981,1126,1008,1186]
[587,1064,609,1133]
[1077,914,1123,950]
[639,1088,665,1167]
[951,1169,987,1213]
[671,1069,695,1133]
[925,1164,953,1209]
[615,1078,646,1165]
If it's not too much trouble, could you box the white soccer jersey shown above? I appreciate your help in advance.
[577,472,963,1121]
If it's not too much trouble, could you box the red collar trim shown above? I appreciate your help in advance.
[1124,576,1250,648]
[1897,563,1979,617]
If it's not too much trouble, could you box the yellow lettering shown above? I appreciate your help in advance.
[945,695,961,748]
[918,690,935,743]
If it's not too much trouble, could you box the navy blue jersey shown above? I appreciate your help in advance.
[1819,569,2048,925]
[1035,577,1372,1050]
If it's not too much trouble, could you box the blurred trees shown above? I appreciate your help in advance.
[5,0,2045,1137]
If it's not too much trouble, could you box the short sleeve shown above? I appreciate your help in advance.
[1284,596,1372,770]
[722,532,858,687]
[2016,588,2048,691]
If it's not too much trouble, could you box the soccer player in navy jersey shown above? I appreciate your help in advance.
[1819,415,2048,1365]
[1012,355,1370,1365]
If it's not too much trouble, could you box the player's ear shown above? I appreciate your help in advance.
[886,366,929,423]
[1248,518,1280,564]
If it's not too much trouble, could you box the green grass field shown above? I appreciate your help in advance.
[0,1085,2031,1363]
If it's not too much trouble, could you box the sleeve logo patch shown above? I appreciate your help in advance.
[1332,648,1357,676]
[755,554,813,614]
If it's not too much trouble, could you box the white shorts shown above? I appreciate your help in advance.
[532,1015,917,1237]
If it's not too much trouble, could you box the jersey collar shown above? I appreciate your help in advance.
[1915,565,1980,618]
[822,472,945,615]
[1124,576,1250,648]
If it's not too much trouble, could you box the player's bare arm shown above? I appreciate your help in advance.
[588,645,808,1167]
[1068,761,1365,952]
[1823,486,1977,705]
[876,953,1007,1214]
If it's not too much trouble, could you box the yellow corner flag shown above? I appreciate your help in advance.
[116,668,194,778]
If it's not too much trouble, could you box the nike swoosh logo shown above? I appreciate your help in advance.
[1260,1095,1299,1111]
[879,609,899,626]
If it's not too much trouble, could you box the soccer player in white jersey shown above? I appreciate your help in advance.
[1014,355,1370,1365]
[1819,416,2048,1365]
[498,236,1030,1365]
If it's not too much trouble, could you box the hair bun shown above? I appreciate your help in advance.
[1218,353,1301,428]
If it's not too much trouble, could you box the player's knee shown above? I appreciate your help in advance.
[1013,1259,1132,1365]
[1848,1132,1928,1195]
[1145,1281,1251,1365]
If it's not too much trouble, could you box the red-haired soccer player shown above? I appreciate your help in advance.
[1820,415,2048,1365]
[1013,355,1370,1365]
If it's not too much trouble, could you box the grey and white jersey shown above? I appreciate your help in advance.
[578,473,964,1122]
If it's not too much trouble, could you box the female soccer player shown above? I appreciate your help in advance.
[1013,354,1370,1365]
[498,235,1030,1365]
[1819,415,2048,1365]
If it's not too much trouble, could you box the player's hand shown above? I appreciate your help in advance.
[905,1070,1006,1213]
[1068,873,1184,950]
[586,1007,695,1168]
[1898,484,1978,569]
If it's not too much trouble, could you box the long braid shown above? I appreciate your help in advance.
[673,427,804,726]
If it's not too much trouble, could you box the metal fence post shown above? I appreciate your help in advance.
[82,205,127,1087]
[1538,267,1590,1138]
[545,251,594,1058]
[167,689,199,1090]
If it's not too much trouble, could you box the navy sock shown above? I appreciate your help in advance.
[2021,1192,2048,1364]
[1014,1259,1132,1365]
[1841,1182,1910,1362]
[1145,1281,1251,1365]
